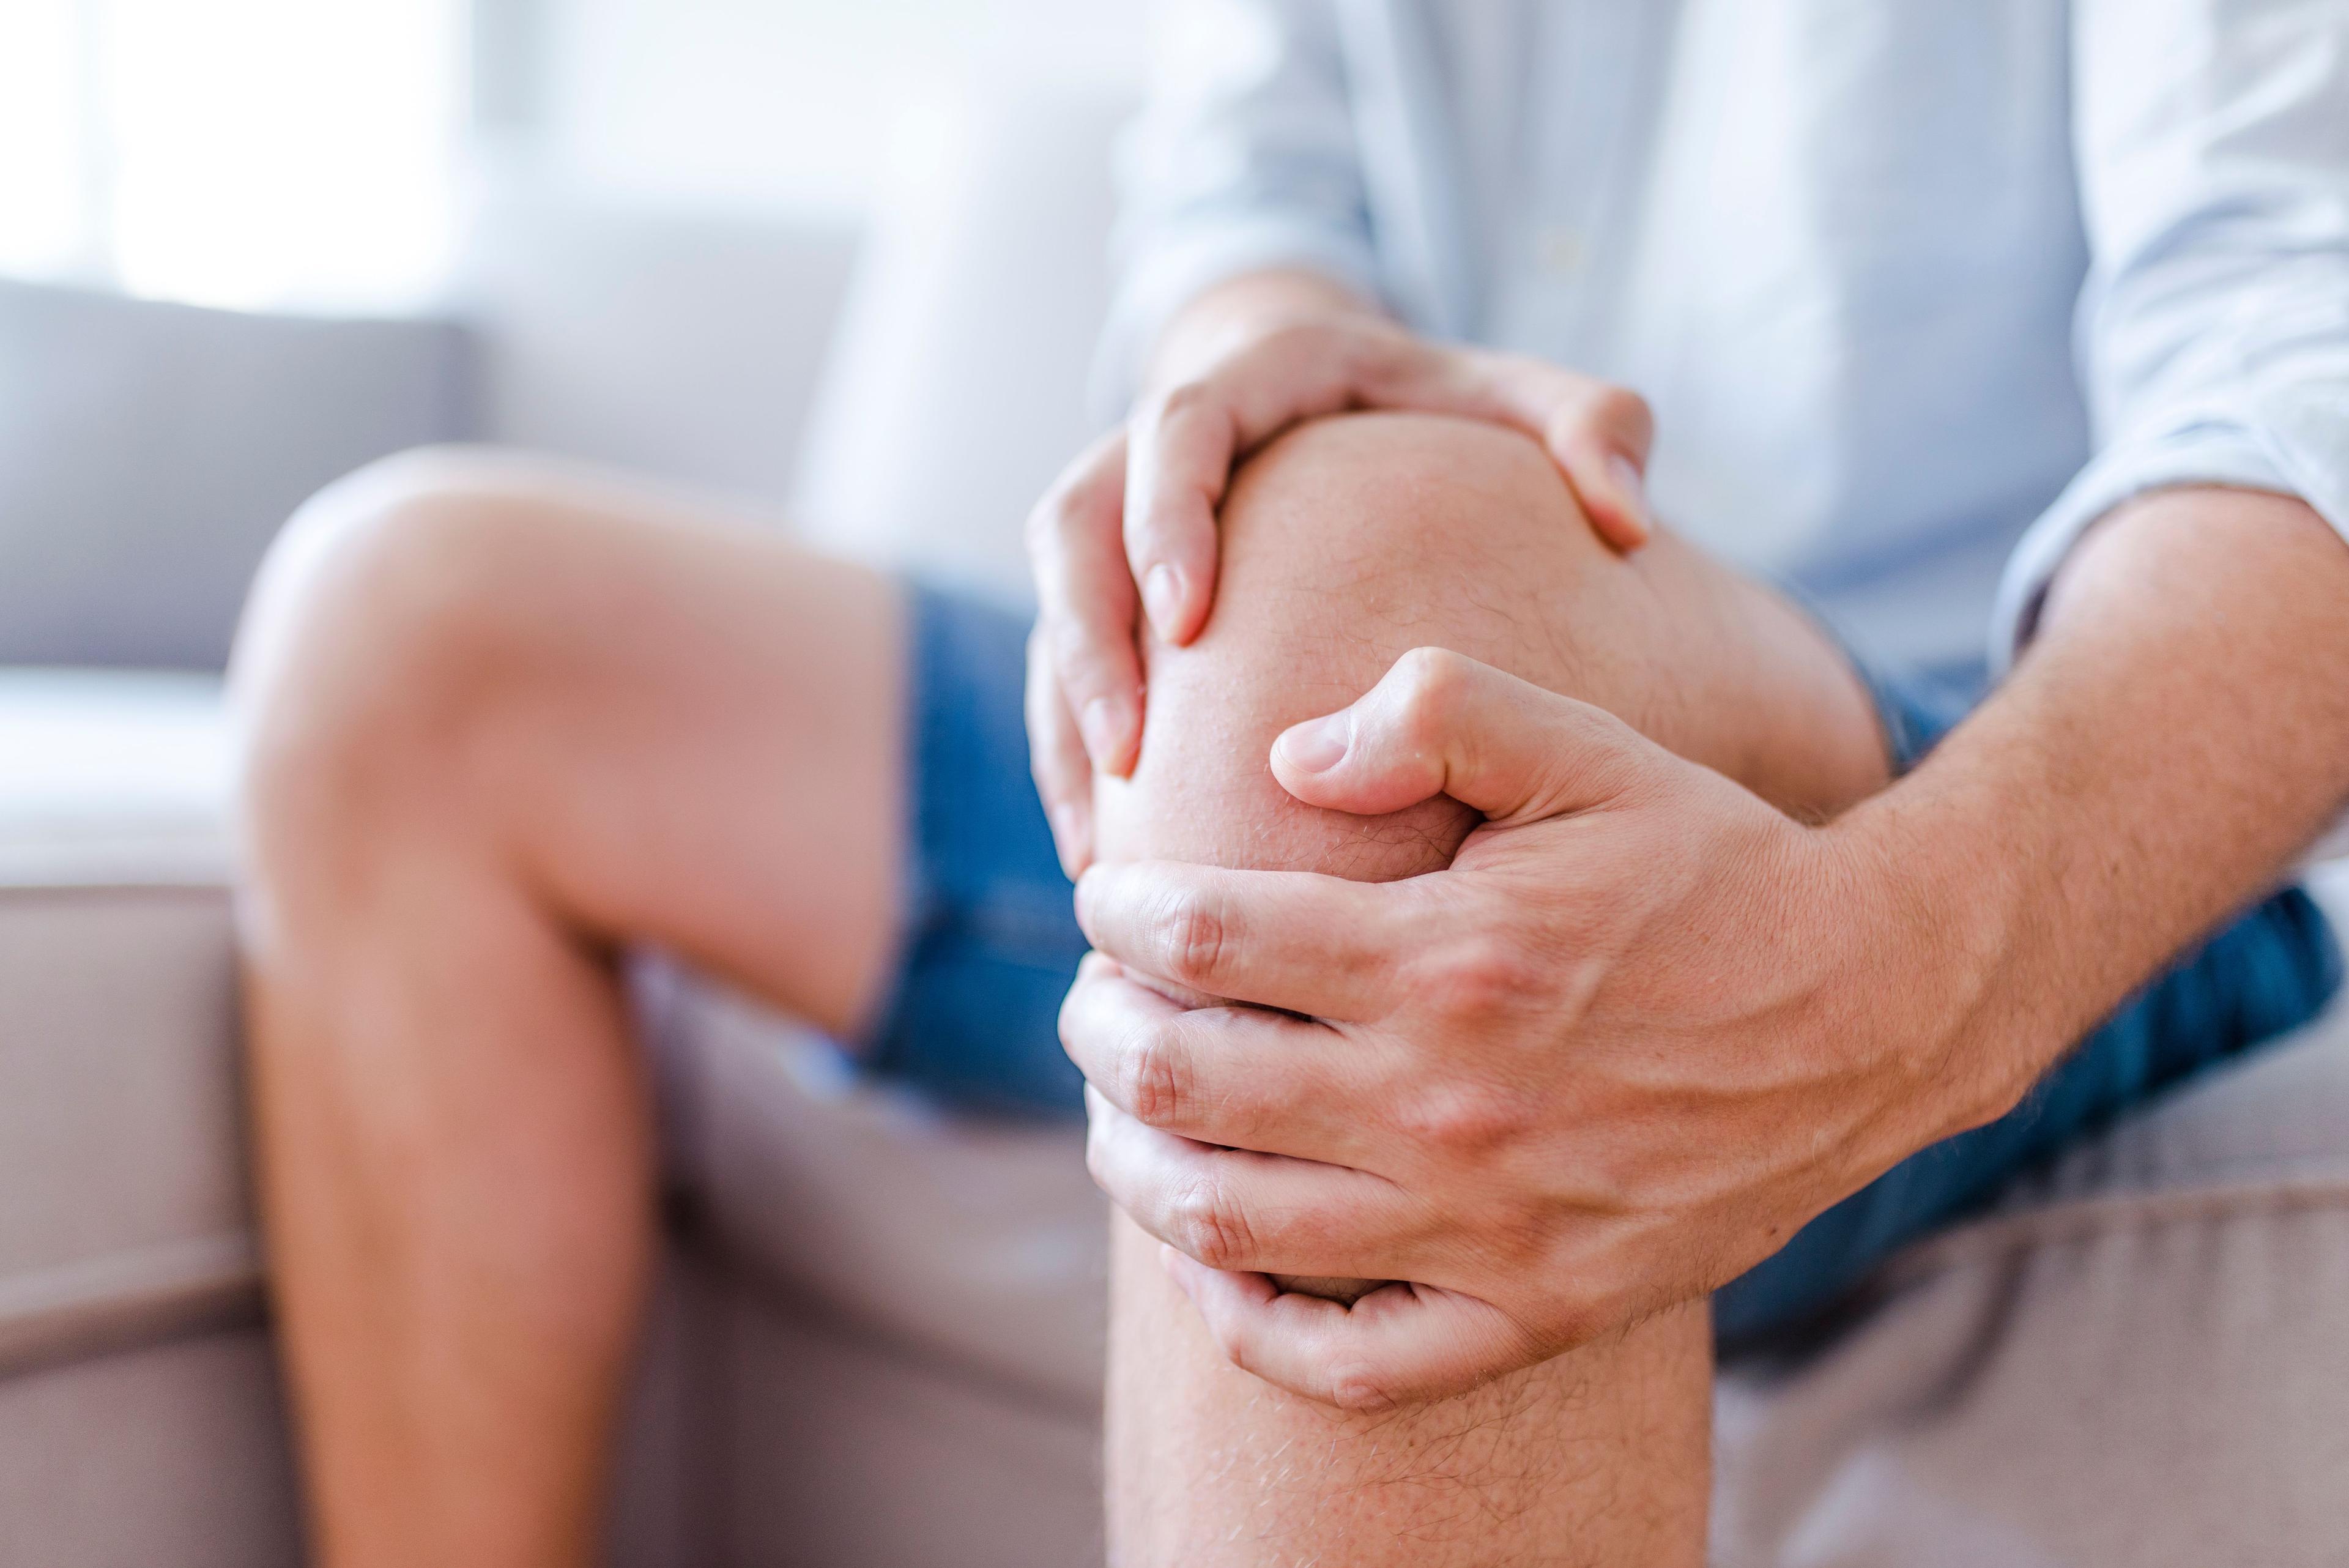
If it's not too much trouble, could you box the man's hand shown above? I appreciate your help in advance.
[1025,285,1658,879]
[1059,649,2008,1410]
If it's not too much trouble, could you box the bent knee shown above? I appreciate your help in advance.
[232,446,565,838]
[1215,411,1607,618]
[1099,413,1646,879]
[1201,412,1648,757]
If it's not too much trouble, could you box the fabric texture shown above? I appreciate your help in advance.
[855,582,2342,1340]
[648,858,2349,1567]
[1710,905,2349,1567]
[858,584,1095,1115]
[1103,0,2349,688]
[10,665,2343,1564]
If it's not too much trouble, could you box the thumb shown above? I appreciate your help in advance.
[1268,648,1657,824]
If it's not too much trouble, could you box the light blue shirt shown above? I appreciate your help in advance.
[1099,0,2349,678]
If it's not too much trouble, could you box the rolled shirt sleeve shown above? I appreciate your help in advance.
[1992,0,2349,663]
[1091,0,1382,414]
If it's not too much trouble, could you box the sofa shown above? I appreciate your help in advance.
[4,89,2348,1566]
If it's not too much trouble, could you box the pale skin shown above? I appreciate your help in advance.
[232,455,909,1566]
[1037,273,2349,1418]
[1084,409,1891,1563]
[228,268,1701,1562]
[229,262,2349,1563]
[233,416,1760,1564]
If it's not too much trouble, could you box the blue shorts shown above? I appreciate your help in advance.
[861,581,2343,1347]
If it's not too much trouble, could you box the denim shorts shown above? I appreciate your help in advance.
[860,580,2343,1347]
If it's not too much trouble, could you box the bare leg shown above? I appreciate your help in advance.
[232,451,905,1567]
[1091,412,1888,1565]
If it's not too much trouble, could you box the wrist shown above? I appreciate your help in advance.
[1825,784,2047,1145]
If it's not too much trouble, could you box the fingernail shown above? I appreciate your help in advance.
[1276,713,1350,773]
[1079,697,1123,766]
[1142,565,1183,637]
[1607,453,1652,530]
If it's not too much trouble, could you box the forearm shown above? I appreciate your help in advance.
[1860,486,2349,1130]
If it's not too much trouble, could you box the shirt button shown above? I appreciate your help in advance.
[1537,226,1587,275]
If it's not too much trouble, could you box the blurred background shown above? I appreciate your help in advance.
[9,9,2349,1568]
[0,0,1140,310]
[0,9,1147,1561]
[0,0,1147,668]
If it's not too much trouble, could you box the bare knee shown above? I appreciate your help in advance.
[232,447,565,882]
[1214,410,1608,616]
[1097,410,1887,865]
[1094,411,1633,879]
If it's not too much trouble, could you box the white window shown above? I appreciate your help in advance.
[0,0,462,313]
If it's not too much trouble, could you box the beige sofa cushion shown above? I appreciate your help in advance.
[0,672,254,1380]
[0,1332,303,1568]
[664,864,2349,1566]
[11,666,2349,1565]
[1713,864,2349,1566]
[0,672,303,1564]
[632,952,1107,1411]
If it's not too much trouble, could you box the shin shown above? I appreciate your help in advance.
[1086,410,1891,1566]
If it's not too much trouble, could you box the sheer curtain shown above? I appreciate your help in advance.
[0,0,462,312]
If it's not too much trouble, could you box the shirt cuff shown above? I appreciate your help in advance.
[1990,406,2349,671]
[1088,217,1382,422]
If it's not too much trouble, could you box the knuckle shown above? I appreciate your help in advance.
[1122,1022,1193,1130]
[1332,313,1416,367]
[1593,384,1655,445]
[1206,1311,1264,1380]
[1147,377,1216,429]
[1393,647,1472,735]
[1157,889,1233,988]
[1260,316,1351,368]
[1168,1173,1253,1271]
[1595,382,1650,422]
[1327,1361,1399,1414]
[1397,1080,1520,1156]
[1423,929,1535,1019]
[1398,644,1472,697]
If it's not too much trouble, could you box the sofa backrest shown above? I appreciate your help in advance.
[0,280,472,670]
[788,86,1131,604]
[452,198,857,516]
[0,83,1127,669]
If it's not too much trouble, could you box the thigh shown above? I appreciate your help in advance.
[262,451,912,1038]
[341,455,1096,1098]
